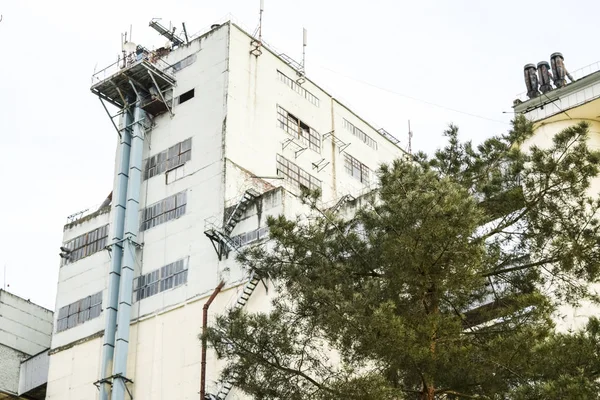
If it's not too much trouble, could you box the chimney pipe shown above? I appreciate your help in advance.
[524,64,540,99]
[550,52,574,88]
[537,61,553,94]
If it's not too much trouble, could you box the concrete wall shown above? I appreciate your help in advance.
[18,350,49,396]
[523,117,600,332]
[46,336,102,400]
[0,290,53,356]
[0,343,27,396]
[51,209,111,349]
[225,24,404,207]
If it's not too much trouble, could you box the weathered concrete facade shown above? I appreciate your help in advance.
[47,22,406,400]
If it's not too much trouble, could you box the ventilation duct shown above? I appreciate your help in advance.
[524,64,540,99]
[537,61,553,94]
[550,52,574,88]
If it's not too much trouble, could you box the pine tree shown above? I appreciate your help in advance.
[206,116,600,399]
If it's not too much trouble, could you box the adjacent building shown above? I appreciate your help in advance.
[0,290,53,400]
[514,54,600,331]
[46,21,406,400]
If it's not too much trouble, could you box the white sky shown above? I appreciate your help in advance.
[1,0,598,309]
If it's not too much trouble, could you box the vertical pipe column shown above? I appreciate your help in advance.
[111,104,146,400]
[100,110,133,400]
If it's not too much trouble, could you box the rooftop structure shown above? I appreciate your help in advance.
[0,290,53,400]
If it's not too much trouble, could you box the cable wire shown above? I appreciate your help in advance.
[317,66,510,125]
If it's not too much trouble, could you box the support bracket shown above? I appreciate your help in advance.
[323,130,350,153]
[312,158,330,172]
[281,138,307,159]
[148,70,174,118]
[99,97,123,138]
[94,374,134,399]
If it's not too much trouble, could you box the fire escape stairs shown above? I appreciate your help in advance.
[329,193,356,214]
[204,189,261,260]
[211,271,262,400]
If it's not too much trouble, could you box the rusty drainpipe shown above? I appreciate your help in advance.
[201,280,225,399]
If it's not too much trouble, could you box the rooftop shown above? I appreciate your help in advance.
[513,60,600,122]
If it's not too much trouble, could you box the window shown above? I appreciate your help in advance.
[344,154,370,184]
[276,154,322,191]
[134,258,189,301]
[56,291,102,332]
[231,227,269,248]
[140,191,187,231]
[144,138,192,180]
[277,71,320,107]
[172,54,197,72]
[277,105,321,153]
[63,225,109,265]
[178,89,195,104]
[343,119,378,150]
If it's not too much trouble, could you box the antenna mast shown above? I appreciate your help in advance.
[251,0,264,56]
[259,0,264,43]
[407,120,413,155]
[302,28,307,74]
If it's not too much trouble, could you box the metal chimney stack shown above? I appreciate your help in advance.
[537,61,553,94]
[550,52,573,88]
[524,64,540,99]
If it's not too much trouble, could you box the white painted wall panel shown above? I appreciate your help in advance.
[18,350,49,395]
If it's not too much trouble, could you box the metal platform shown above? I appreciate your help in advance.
[91,59,176,109]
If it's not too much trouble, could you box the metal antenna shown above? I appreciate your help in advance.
[259,0,264,43]
[250,1,265,57]
[182,22,189,44]
[3,264,6,291]
[302,28,307,74]
[407,120,413,155]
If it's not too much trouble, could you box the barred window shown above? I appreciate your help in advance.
[343,119,378,150]
[277,71,320,107]
[144,138,192,180]
[56,291,102,333]
[276,154,322,191]
[230,227,269,248]
[277,105,321,153]
[63,225,109,265]
[134,258,189,301]
[344,154,370,184]
[140,191,187,231]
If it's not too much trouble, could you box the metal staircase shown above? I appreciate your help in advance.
[205,189,261,260]
[212,271,262,400]
[329,194,356,214]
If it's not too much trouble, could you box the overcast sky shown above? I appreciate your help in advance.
[1,0,598,309]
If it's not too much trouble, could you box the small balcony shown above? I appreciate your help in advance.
[91,49,176,115]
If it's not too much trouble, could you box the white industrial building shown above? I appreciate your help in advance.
[0,290,53,400]
[47,21,406,400]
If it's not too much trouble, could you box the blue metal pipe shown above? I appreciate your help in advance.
[99,109,133,400]
[111,103,146,400]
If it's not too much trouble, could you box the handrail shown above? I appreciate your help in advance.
[91,48,174,85]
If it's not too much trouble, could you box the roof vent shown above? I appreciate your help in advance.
[550,52,574,88]
[524,63,540,99]
[537,61,553,94]
[211,24,220,30]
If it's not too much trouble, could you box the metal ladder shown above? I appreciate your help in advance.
[224,189,260,235]
[204,189,261,260]
[329,194,356,214]
[213,271,262,399]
